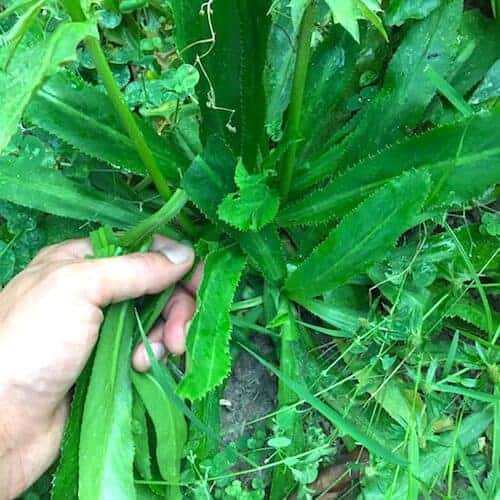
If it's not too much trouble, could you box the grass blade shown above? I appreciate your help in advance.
[237,340,407,466]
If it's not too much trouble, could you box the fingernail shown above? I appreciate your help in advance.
[159,241,193,265]
[149,342,166,361]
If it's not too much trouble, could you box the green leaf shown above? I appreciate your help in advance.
[264,0,298,140]
[188,388,222,461]
[293,0,462,192]
[238,226,287,285]
[0,241,15,285]
[373,406,494,499]
[285,170,431,299]
[446,298,500,333]
[449,10,500,98]
[25,72,189,180]
[181,136,236,222]
[218,160,279,231]
[324,0,387,42]
[0,0,44,66]
[386,0,443,26]
[132,370,187,499]
[280,110,500,225]
[178,246,246,400]
[0,20,98,152]
[79,302,136,500]
[0,156,147,228]
[299,26,359,160]
[470,59,500,105]
[131,394,153,482]
[169,0,270,167]
[51,356,94,500]
[270,301,306,500]
[182,137,286,283]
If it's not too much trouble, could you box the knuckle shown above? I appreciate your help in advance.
[32,244,58,263]
[46,262,82,288]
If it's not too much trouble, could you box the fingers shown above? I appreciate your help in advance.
[132,286,196,371]
[132,322,166,372]
[183,263,204,296]
[162,287,196,355]
[30,239,93,266]
[67,236,194,306]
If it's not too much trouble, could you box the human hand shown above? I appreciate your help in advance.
[0,236,199,499]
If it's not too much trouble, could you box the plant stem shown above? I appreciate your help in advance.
[278,2,315,200]
[119,189,188,249]
[85,37,173,200]
[62,1,196,238]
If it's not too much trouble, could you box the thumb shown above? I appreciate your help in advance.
[76,236,195,306]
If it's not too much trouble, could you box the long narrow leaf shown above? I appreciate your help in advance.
[79,302,136,499]
[280,110,500,226]
[178,246,246,400]
[0,20,97,152]
[132,371,187,499]
[285,170,431,299]
[0,157,147,228]
[26,72,189,180]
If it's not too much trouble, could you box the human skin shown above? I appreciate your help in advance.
[0,236,200,499]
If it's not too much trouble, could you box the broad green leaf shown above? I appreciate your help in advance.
[280,110,500,225]
[299,26,359,160]
[132,370,187,500]
[448,10,500,98]
[264,0,298,140]
[51,356,94,500]
[386,0,443,26]
[25,72,189,180]
[218,160,279,231]
[293,0,462,192]
[178,246,246,400]
[0,156,147,228]
[181,136,236,221]
[285,170,431,299]
[182,137,286,283]
[0,20,98,152]
[169,0,270,167]
[238,226,286,285]
[325,0,387,42]
[79,302,136,500]
[470,59,500,105]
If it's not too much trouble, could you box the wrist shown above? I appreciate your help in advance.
[0,397,68,499]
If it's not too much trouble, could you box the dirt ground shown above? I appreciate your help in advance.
[221,335,277,444]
